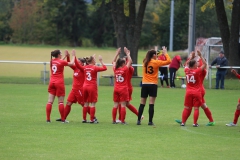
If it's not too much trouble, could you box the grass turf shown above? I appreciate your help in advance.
[0,83,239,160]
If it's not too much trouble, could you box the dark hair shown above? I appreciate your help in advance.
[78,58,86,64]
[143,49,156,67]
[50,49,61,67]
[189,59,196,68]
[116,58,126,69]
[51,50,61,58]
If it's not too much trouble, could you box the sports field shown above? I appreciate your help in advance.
[0,45,240,159]
[0,83,239,160]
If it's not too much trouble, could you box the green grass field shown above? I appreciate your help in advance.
[0,83,240,160]
[1,45,240,159]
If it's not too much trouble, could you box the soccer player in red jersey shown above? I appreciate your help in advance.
[226,69,240,126]
[115,52,143,123]
[45,49,75,123]
[56,53,93,122]
[137,47,171,126]
[175,57,215,126]
[178,50,207,127]
[74,53,107,123]
[112,47,132,124]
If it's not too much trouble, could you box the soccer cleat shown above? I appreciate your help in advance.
[193,123,199,127]
[148,122,155,126]
[116,119,121,123]
[137,121,141,125]
[46,120,51,123]
[121,122,128,125]
[61,120,69,123]
[94,117,98,122]
[112,121,117,124]
[90,120,99,124]
[226,122,237,126]
[82,120,88,123]
[180,123,185,126]
[175,119,182,124]
[206,122,215,126]
[56,118,61,122]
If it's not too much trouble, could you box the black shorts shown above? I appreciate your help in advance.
[141,84,158,98]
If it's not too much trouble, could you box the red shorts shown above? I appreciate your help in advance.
[83,85,98,103]
[128,87,133,101]
[184,91,202,107]
[201,89,206,104]
[113,87,129,102]
[67,88,84,106]
[48,82,65,97]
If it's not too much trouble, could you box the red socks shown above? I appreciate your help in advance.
[203,107,214,122]
[233,109,240,124]
[64,104,71,119]
[82,107,88,121]
[90,107,96,121]
[46,102,52,121]
[120,107,126,123]
[118,104,121,120]
[193,109,199,124]
[58,102,65,121]
[112,107,117,122]
[127,103,138,116]
[182,108,191,123]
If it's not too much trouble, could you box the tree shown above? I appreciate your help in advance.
[0,0,14,42]
[44,0,88,46]
[111,0,148,76]
[204,0,240,66]
[88,1,115,47]
[217,0,240,66]
[9,0,45,44]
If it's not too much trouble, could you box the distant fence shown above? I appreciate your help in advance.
[1,60,240,88]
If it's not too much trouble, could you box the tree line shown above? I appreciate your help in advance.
[0,0,223,50]
[0,0,239,70]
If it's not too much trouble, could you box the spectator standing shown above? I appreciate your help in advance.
[169,55,183,88]
[157,50,169,88]
[210,50,228,89]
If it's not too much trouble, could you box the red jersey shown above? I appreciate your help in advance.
[127,66,134,88]
[50,59,68,84]
[74,57,107,86]
[200,69,207,93]
[158,54,167,61]
[169,55,181,70]
[113,66,129,88]
[83,65,107,86]
[184,67,203,92]
[70,65,84,89]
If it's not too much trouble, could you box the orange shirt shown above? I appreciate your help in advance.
[142,54,171,84]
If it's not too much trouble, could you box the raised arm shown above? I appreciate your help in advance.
[197,50,207,71]
[231,69,240,79]
[124,47,132,68]
[62,50,69,61]
[98,55,107,71]
[112,48,121,67]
